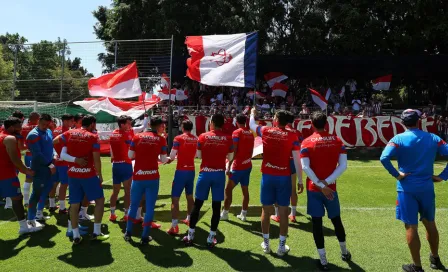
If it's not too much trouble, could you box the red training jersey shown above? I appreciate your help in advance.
[130,130,167,181]
[53,126,70,166]
[172,133,198,171]
[300,131,346,192]
[256,126,300,176]
[286,124,304,160]
[109,129,134,164]
[197,130,233,172]
[21,123,37,156]
[61,128,100,179]
[231,127,254,171]
[0,133,20,180]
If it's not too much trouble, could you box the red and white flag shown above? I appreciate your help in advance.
[161,73,170,88]
[325,88,331,100]
[339,86,346,97]
[271,82,288,98]
[157,88,176,101]
[175,89,189,101]
[74,96,160,119]
[138,92,158,102]
[372,75,392,91]
[310,88,328,110]
[247,91,266,99]
[264,72,288,88]
[88,62,141,98]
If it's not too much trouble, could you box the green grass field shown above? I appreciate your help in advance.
[0,158,447,272]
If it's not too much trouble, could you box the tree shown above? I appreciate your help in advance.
[0,45,14,100]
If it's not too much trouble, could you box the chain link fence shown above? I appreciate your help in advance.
[0,39,172,103]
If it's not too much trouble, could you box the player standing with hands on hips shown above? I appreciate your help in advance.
[380,109,448,272]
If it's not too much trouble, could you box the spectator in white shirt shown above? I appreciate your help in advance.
[352,98,361,114]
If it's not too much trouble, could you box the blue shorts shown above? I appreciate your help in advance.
[290,160,296,175]
[260,174,291,207]
[171,170,195,197]
[307,191,341,219]
[396,191,435,225]
[24,155,32,178]
[195,171,226,201]
[0,177,21,198]
[56,166,69,185]
[68,176,104,204]
[112,163,133,185]
[230,168,252,187]
[51,173,58,183]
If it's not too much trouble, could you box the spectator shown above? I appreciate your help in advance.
[346,79,357,93]
[261,100,271,113]
[342,107,351,116]
[352,97,362,114]
[364,102,374,117]
[373,99,382,116]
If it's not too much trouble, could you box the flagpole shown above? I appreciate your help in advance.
[252,31,259,113]
[167,35,174,149]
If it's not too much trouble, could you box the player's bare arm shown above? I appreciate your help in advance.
[4,136,34,176]
[93,151,102,183]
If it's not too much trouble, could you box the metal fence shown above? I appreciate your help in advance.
[0,39,173,103]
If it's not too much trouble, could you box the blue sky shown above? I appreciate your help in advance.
[0,0,111,76]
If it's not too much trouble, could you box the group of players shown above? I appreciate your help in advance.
[1,106,447,272]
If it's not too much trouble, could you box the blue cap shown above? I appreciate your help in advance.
[401,109,421,124]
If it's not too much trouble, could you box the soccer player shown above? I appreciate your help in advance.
[109,114,148,222]
[270,112,304,223]
[300,112,350,271]
[26,113,56,224]
[380,109,448,272]
[50,114,75,214]
[124,116,168,245]
[21,111,40,205]
[249,108,302,256]
[0,117,42,234]
[220,114,254,222]
[183,113,234,248]
[166,120,198,235]
[58,115,108,243]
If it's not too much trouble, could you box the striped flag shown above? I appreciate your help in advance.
[372,75,392,90]
[271,82,288,98]
[264,72,288,88]
[310,88,328,110]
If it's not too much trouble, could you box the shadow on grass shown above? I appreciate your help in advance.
[57,242,114,268]
[0,237,27,260]
[26,224,61,248]
[288,216,336,237]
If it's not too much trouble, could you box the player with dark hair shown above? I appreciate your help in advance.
[11,110,25,120]
[50,113,74,214]
[124,116,168,245]
[73,113,84,129]
[249,109,301,257]
[21,111,40,206]
[0,117,42,234]
[221,114,254,222]
[166,119,198,235]
[183,113,234,247]
[300,111,350,270]
[380,109,448,272]
[26,113,56,225]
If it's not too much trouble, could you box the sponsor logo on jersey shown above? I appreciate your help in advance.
[138,135,160,140]
[205,135,227,141]
[310,136,336,142]
[202,167,224,172]
[69,167,92,173]
[241,130,253,135]
[265,163,287,170]
[135,169,158,175]
[242,158,251,164]
[268,130,288,136]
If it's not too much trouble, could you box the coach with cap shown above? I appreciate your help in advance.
[380,109,448,272]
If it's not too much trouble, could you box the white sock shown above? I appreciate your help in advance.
[241,210,247,216]
[186,214,190,221]
[72,228,80,239]
[290,206,297,216]
[94,223,101,235]
[274,206,279,217]
[19,219,27,229]
[80,206,87,215]
[36,210,43,218]
[5,197,12,207]
[339,241,347,254]
[59,200,66,210]
[209,230,216,237]
[49,198,56,208]
[136,207,142,219]
[188,228,195,240]
[262,233,269,240]
[172,219,178,228]
[110,207,116,215]
[67,220,73,232]
[317,248,327,265]
[23,183,31,203]
[221,209,228,215]
[279,235,287,248]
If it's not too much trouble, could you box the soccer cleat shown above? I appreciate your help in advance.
[288,215,297,223]
[150,222,161,229]
[140,236,153,245]
[66,229,88,237]
[261,241,271,254]
[402,264,424,272]
[73,236,83,245]
[181,219,190,226]
[35,215,51,221]
[49,206,59,212]
[109,214,118,222]
[28,220,44,229]
[167,226,179,235]
[79,213,94,221]
[270,215,280,223]
[123,232,132,242]
[317,260,330,271]
[91,233,110,241]
[59,209,68,215]
[19,223,43,235]
[430,254,445,270]
[276,245,290,257]
[341,251,352,262]
[78,224,89,231]
[236,214,247,222]
[120,215,129,222]
[220,212,229,221]
[182,235,193,246]
[135,217,144,224]
[207,236,217,248]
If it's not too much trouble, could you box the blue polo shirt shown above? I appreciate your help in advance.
[26,127,54,170]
